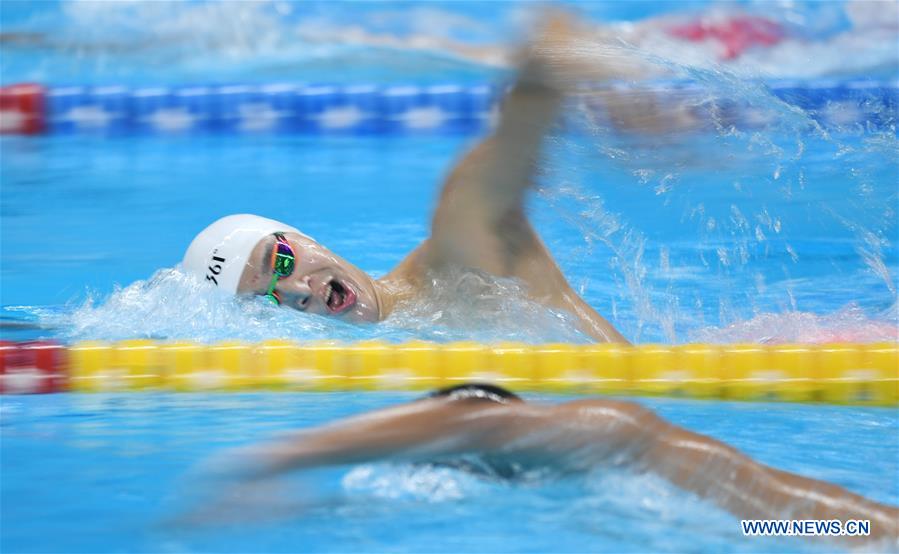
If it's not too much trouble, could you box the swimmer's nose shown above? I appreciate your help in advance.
[278,276,313,311]
[294,293,312,311]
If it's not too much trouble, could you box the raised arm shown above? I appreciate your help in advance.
[426,54,562,274]
[412,14,629,343]
[428,13,646,263]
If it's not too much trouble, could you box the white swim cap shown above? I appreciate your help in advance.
[182,214,303,294]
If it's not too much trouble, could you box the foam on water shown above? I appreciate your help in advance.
[34,267,590,344]
[2,4,898,554]
[692,304,899,343]
[12,77,896,345]
[1,389,895,553]
[342,464,483,503]
[383,268,591,343]
[333,462,822,552]
[36,268,360,343]
[2,1,896,345]
[530,33,898,342]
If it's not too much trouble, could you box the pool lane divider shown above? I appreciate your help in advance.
[0,84,45,134]
[1,79,896,135]
[1,340,896,406]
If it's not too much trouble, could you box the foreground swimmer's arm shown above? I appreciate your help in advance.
[214,399,532,479]
[411,14,628,343]
[629,404,899,542]
[565,400,899,543]
[213,395,898,543]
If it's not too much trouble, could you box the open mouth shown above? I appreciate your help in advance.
[323,278,356,314]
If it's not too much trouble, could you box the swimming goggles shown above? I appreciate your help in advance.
[264,232,296,305]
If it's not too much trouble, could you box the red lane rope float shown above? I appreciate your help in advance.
[0,341,67,394]
[667,15,785,60]
[0,83,45,135]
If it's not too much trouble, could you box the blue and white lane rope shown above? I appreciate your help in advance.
[45,83,500,135]
[1,79,896,136]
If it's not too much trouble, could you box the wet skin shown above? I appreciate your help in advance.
[237,15,629,343]
[212,395,899,546]
[238,232,382,323]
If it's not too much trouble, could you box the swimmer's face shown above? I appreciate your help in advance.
[237,232,380,322]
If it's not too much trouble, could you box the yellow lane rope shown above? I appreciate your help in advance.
[47,340,896,405]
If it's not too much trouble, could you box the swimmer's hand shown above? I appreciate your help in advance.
[420,7,632,343]
[193,441,285,482]
[197,400,522,482]
[195,429,356,482]
[516,9,647,90]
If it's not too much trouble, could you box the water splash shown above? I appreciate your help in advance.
[536,183,667,342]
[342,464,483,503]
[39,268,362,343]
[384,268,591,344]
[4,1,897,345]
[34,267,590,344]
[691,304,898,344]
[533,21,897,342]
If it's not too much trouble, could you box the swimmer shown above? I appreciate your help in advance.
[182,14,629,343]
[209,383,899,545]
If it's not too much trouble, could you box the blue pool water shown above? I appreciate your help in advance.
[2,393,897,553]
[1,1,897,344]
[1,1,898,552]
[2,127,896,343]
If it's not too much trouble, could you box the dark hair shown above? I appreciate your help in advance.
[428,383,523,404]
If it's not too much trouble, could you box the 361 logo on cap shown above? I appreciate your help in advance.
[206,254,226,285]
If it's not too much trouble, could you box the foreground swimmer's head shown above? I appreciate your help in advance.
[183,214,381,321]
[429,383,524,404]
